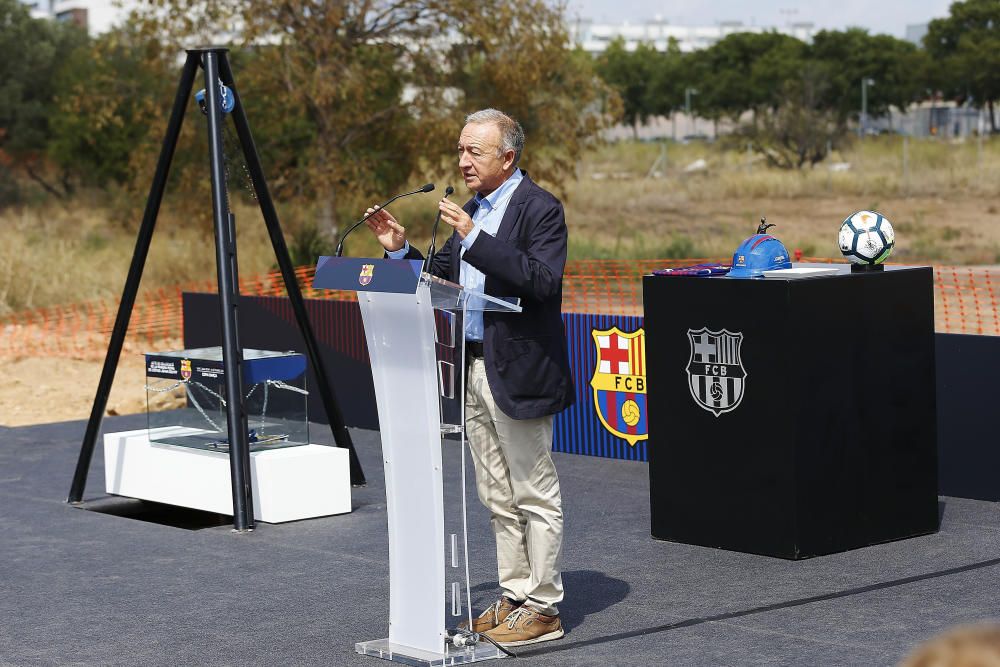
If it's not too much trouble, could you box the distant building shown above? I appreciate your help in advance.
[19,0,130,34]
[880,101,993,139]
[18,0,52,19]
[568,18,817,54]
[905,23,929,46]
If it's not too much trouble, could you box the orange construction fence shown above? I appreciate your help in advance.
[2,260,998,360]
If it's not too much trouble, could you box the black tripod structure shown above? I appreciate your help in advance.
[67,47,366,531]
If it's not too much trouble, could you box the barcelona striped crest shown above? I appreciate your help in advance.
[590,327,648,446]
[685,328,747,417]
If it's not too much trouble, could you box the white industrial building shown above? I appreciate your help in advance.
[568,17,817,53]
[18,0,127,34]
[21,2,984,138]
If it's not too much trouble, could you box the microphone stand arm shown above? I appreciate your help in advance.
[424,209,445,273]
[424,186,454,273]
[335,185,434,257]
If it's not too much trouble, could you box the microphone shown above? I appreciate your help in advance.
[424,185,455,273]
[335,183,435,257]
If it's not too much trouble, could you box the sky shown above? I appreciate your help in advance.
[32,0,957,39]
[565,0,955,38]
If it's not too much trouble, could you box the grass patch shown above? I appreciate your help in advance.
[941,226,963,242]
[660,235,699,259]
[0,201,277,315]
[5,135,1000,314]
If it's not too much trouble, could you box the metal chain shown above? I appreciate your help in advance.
[222,121,257,200]
[184,382,224,433]
[145,379,307,404]
[266,379,309,395]
[260,380,269,431]
[144,379,224,432]
[191,380,226,405]
[258,381,310,432]
[144,378,308,436]
[144,380,184,393]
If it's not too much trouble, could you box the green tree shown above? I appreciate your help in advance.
[925,0,1000,132]
[734,29,924,168]
[738,63,847,169]
[45,19,232,224]
[644,38,686,122]
[0,0,87,201]
[595,37,657,138]
[693,31,806,121]
[123,0,613,241]
[446,1,616,188]
[49,26,178,189]
[810,29,927,126]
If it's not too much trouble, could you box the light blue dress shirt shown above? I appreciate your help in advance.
[389,169,523,342]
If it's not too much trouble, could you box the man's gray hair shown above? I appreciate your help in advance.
[465,108,525,166]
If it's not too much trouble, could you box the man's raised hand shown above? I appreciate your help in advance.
[364,206,407,252]
[439,198,475,239]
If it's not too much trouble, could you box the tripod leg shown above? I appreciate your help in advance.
[204,50,255,531]
[218,54,366,486]
[68,53,200,504]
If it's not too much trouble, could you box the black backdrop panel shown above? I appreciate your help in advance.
[182,292,378,431]
[180,293,1000,504]
[643,267,939,559]
[936,333,1000,501]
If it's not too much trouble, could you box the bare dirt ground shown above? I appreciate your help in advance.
[0,349,186,427]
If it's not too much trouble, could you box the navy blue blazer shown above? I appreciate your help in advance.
[403,172,575,419]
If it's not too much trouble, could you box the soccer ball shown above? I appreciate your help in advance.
[838,211,895,264]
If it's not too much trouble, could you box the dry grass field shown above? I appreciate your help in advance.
[3,135,998,317]
[7,137,1000,317]
[565,137,1000,263]
[2,136,999,425]
[0,200,280,316]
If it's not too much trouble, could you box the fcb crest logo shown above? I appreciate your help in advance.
[686,328,747,417]
[359,264,375,286]
[590,327,647,446]
[180,359,192,381]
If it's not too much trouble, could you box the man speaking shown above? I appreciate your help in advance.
[364,108,574,647]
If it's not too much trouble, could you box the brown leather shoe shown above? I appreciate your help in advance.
[458,597,521,633]
[482,606,564,646]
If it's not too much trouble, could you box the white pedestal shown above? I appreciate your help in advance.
[103,428,351,523]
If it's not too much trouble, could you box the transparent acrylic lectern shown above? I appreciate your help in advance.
[313,257,521,666]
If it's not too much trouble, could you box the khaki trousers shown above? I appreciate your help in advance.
[465,357,564,616]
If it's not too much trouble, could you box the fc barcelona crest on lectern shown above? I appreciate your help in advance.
[686,327,747,417]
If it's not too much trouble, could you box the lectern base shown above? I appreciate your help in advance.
[355,639,505,666]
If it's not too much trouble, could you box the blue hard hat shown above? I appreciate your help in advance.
[728,234,792,278]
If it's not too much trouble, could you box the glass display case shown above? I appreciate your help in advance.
[144,347,309,452]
